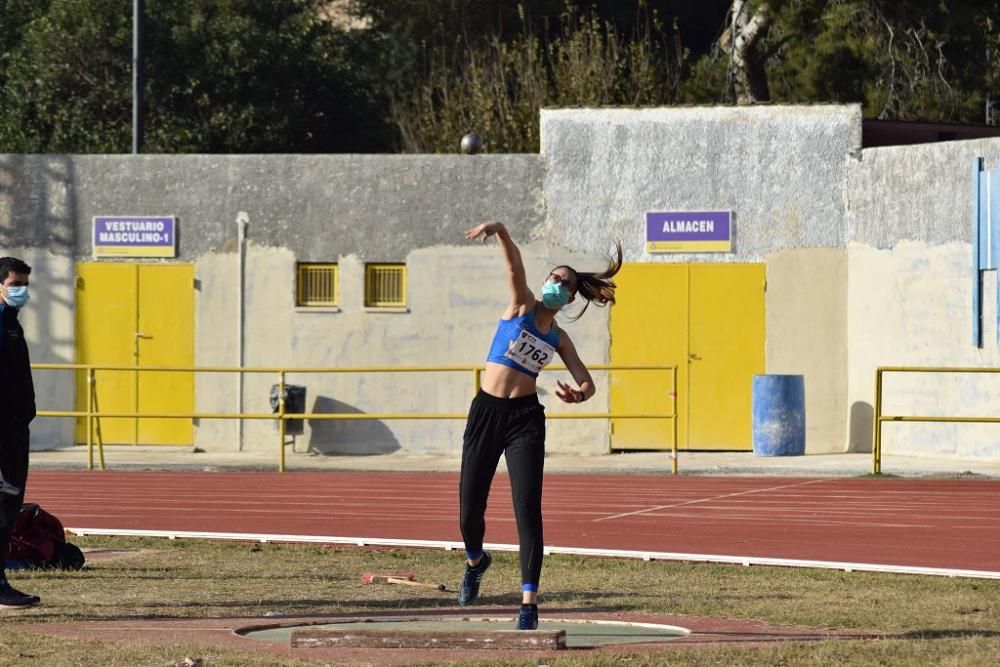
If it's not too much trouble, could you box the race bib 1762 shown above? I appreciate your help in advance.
[504,329,556,374]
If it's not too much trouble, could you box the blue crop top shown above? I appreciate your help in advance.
[486,308,560,378]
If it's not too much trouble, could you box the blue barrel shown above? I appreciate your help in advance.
[751,375,805,456]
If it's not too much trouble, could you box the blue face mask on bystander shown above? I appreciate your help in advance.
[4,286,29,309]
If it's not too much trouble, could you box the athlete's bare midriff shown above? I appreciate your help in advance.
[480,300,557,398]
[481,362,539,398]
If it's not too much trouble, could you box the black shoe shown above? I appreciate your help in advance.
[516,603,538,630]
[457,551,492,605]
[0,580,39,609]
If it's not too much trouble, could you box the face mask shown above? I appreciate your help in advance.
[4,286,28,309]
[541,281,570,310]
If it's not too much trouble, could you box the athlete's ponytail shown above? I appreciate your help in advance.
[557,241,623,321]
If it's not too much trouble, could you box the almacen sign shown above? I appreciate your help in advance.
[646,211,732,253]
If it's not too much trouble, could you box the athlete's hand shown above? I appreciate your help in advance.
[556,379,586,404]
[464,221,503,242]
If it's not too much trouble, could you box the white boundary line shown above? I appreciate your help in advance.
[67,527,1000,580]
[595,479,829,522]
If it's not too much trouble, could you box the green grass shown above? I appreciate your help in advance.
[1,536,999,665]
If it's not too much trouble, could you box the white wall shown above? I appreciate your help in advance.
[846,138,1000,460]
[15,109,1000,462]
[13,251,76,448]
[540,106,861,454]
[539,105,860,261]
[194,240,611,455]
[765,248,848,452]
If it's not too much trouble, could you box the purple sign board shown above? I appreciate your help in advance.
[93,216,177,258]
[646,211,732,253]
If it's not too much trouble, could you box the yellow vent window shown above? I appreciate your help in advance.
[365,263,407,307]
[296,263,338,307]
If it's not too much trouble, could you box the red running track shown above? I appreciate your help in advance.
[25,471,1000,573]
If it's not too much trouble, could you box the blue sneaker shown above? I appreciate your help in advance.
[457,551,492,605]
[516,603,538,630]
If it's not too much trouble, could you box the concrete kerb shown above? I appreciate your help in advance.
[25,607,886,665]
[27,447,1000,478]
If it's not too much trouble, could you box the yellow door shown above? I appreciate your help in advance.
[688,264,765,450]
[610,263,687,450]
[75,263,195,445]
[75,264,138,445]
[136,264,195,444]
[610,263,764,451]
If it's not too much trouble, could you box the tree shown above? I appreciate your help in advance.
[685,0,996,124]
[390,4,684,152]
[347,0,727,110]
[349,0,730,56]
[0,0,392,152]
[0,0,51,85]
[969,0,1000,125]
[772,0,992,123]
[4,0,997,153]
[721,0,776,103]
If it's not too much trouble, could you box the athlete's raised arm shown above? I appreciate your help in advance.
[465,221,533,309]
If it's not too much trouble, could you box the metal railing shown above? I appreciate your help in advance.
[32,363,678,473]
[873,365,1000,474]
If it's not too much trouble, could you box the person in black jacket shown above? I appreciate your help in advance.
[0,257,38,609]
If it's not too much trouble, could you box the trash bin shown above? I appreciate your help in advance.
[270,384,307,436]
[751,374,805,456]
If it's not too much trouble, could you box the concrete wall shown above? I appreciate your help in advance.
[765,248,848,451]
[540,106,860,452]
[539,105,861,261]
[3,153,615,454]
[9,155,544,260]
[847,138,1000,459]
[0,251,77,448]
[195,242,610,455]
[0,157,80,447]
[7,108,1000,461]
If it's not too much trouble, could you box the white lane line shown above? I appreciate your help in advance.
[594,479,829,522]
[65,527,1000,580]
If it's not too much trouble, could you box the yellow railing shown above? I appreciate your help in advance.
[32,364,678,473]
[873,366,1000,475]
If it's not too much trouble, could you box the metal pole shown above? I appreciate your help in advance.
[278,371,286,473]
[86,368,94,471]
[236,212,248,451]
[872,368,883,475]
[132,0,145,154]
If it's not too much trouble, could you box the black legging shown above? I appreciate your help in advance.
[0,420,30,573]
[459,390,545,588]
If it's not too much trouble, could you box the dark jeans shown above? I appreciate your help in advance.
[459,390,545,587]
[0,420,30,573]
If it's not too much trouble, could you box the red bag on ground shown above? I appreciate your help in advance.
[9,503,85,569]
